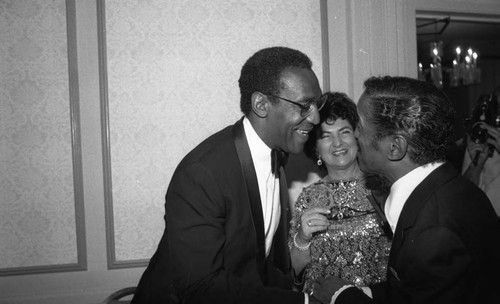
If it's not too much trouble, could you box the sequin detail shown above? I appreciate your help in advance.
[289,178,392,293]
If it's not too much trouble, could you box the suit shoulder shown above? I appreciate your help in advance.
[439,173,489,201]
[429,173,497,228]
[169,123,243,185]
[179,124,235,166]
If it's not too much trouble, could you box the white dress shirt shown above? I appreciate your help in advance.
[243,118,308,304]
[243,118,281,257]
[385,161,444,232]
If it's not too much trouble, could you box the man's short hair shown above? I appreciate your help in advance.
[238,46,313,115]
[362,76,455,165]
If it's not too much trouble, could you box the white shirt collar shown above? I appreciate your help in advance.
[243,117,272,174]
[385,161,444,232]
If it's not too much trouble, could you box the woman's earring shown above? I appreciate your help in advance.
[317,156,323,166]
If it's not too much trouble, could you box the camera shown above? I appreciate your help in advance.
[466,93,500,144]
[465,92,500,165]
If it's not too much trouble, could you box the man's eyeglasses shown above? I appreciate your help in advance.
[264,93,327,116]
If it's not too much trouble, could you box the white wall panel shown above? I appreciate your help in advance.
[0,0,85,276]
[98,0,324,266]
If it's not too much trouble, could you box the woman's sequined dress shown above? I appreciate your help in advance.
[289,178,392,293]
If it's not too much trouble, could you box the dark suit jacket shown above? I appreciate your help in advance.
[337,163,500,304]
[132,118,304,304]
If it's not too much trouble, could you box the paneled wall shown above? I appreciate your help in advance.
[1,0,499,303]
[0,0,85,276]
[0,0,323,302]
[99,0,324,266]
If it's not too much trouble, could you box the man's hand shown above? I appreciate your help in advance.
[481,122,500,153]
[311,276,353,304]
[466,134,489,167]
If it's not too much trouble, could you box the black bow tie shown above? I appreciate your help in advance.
[271,149,288,176]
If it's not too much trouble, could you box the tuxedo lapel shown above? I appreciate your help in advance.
[232,118,267,276]
[389,163,458,265]
[273,166,291,272]
[264,166,293,287]
[367,191,392,238]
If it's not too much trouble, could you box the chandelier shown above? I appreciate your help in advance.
[418,41,481,88]
[416,17,481,88]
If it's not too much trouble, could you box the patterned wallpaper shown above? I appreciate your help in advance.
[104,0,324,262]
[0,0,78,268]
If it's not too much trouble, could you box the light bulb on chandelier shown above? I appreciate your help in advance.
[419,42,481,88]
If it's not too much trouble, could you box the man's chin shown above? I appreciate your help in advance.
[286,150,302,155]
[357,160,372,174]
[287,144,305,155]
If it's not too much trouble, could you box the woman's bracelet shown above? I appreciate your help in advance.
[293,232,311,251]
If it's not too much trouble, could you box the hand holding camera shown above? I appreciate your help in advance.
[466,92,500,165]
[466,128,490,167]
[476,122,500,153]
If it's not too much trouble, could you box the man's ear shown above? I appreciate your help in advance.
[251,92,269,118]
[387,135,407,161]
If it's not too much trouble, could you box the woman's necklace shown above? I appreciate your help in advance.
[323,175,362,184]
[323,168,364,183]
[322,175,371,220]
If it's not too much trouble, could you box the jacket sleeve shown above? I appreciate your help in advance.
[398,226,471,304]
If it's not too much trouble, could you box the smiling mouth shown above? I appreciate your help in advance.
[332,150,348,156]
[297,129,310,137]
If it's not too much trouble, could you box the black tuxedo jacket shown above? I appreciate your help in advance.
[132,118,303,304]
[337,163,500,304]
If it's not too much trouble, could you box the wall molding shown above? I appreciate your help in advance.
[67,0,88,275]
[320,0,331,92]
[0,263,85,277]
[323,0,354,96]
[0,0,87,277]
[67,0,87,275]
[96,0,149,269]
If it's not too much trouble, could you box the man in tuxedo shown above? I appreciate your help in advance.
[312,76,500,304]
[132,46,326,304]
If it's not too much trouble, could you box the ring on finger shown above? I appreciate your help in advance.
[307,220,312,227]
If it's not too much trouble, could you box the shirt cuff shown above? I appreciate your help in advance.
[330,285,354,304]
[360,286,372,298]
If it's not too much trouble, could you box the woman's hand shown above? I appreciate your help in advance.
[296,207,331,244]
[291,207,331,273]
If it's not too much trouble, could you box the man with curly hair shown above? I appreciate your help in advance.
[132,46,326,304]
[312,76,500,304]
